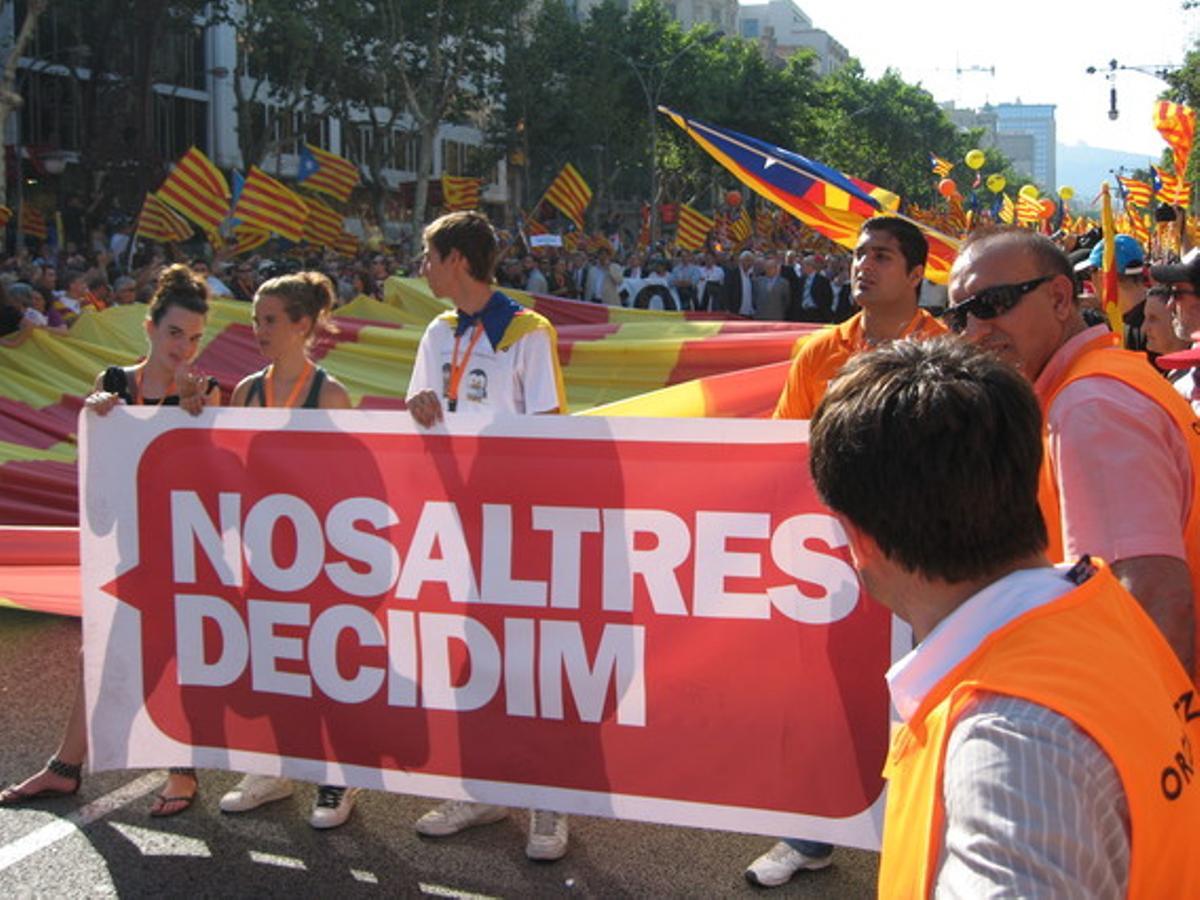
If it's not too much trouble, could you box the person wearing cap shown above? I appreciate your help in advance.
[807,337,1200,898]
[1150,250,1200,414]
[1073,234,1148,351]
[946,227,1200,684]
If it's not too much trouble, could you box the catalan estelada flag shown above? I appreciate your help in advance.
[929,153,954,178]
[158,147,230,235]
[136,192,194,243]
[1153,100,1195,178]
[19,205,48,240]
[302,195,343,248]
[1116,175,1153,209]
[297,143,360,202]
[676,204,714,250]
[441,174,482,211]
[1154,166,1190,207]
[662,107,959,282]
[542,163,592,231]
[729,207,751,244]
[233,166,308,242]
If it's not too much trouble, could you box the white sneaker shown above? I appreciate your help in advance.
[309,785,359,829]
[744,841,833,887]
[414,800,508,837]
[219,774,295,813]
[525,809,568,861]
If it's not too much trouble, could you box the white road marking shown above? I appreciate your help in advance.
[0,772,162,873]
[248,850,307,870]
[419,882,499,900]
[108,821,212,857]
[350,868,379,884]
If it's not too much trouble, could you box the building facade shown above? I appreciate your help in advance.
[736,0,848,75]
[567,0,738,32]
[995,102,1056,188]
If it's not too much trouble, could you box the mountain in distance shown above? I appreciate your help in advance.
[1056,142,1162,208]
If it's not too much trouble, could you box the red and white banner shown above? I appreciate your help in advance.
[80,409,900,848]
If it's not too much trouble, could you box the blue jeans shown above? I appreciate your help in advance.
[783,838,833,858]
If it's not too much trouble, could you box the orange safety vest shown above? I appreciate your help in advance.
[879,563,1200,899]
[1037,337,1200,684]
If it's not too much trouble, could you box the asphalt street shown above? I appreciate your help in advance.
[0,607,879,898]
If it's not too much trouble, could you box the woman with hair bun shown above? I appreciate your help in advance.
[0,264,220,817]
[219,271,356,829]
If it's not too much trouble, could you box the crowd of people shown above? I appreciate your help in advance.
[1,205,1199,893]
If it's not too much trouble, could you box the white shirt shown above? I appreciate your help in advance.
[738,267,754,317]
[407,315,561,417]
[1173,364,1199,415]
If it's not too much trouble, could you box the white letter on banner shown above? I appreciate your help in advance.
[504,617,537,717]
[248,599,312,697]
[171,491,242,587]
[324,498,401,597]
[531,506,600,609]
[175,593,248,687]
[386,610,417,707]
[419,613,500,711]
[601,509,689,615]
[479,504,547,606]
[395,502,478,603]
[539,621,646,726]
[309,605,385,703]
[767,514,860,624]
[692,511,772,619]
[244,495,324,593]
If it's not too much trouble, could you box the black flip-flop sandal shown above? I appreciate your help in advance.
[0,756,82,805]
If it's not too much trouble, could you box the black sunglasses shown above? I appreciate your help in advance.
[942,275,1055,333]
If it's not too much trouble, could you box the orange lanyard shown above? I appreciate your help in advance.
[133,366,175,406]
[264,360,314,408]
[446,322,484,412]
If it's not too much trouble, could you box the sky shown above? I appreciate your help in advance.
[751,0,1198,159]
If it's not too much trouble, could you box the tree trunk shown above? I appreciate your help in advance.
[0,0,47,209]
[411,123,437,255]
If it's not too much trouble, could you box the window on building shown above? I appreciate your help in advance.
[154,95,206,160]
[441,139,469,176]
[18,71,80,150]
[741,19,759,38]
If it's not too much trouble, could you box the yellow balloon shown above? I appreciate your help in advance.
[1019,184,1039,201]
[986,174,1006,193]
[1058,185,1075,201]
[965,149,986,170]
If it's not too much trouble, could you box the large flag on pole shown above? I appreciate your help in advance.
[297,144,360,202]
[157,147,230,235]
[541,163,592,231]
[661,107,959,283]
[1116,175,1153,209]
[1153,100,1196,179]
[676,204,714,250]
[18,205,48,240]
[1153,166,1191,207]
[302,195,344,248]
[136,192,194,243]
[1100,183,1122,340]
[233,166,309,243]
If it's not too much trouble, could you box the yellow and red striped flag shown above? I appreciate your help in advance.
[441,174,482,211]
[332,231,359,257]
[1015,194,1041,226]
[1155,166,1190,207]
[998,194,1015,225]
[1153,100,1195,178]
[297,143,360,202]
[302,195,343,248]
[1100,183,1122,340]
[755,206,775,239]
[232,224,271,256]
[158,147,230,235]
[233,166,308,242]
[676,204,714,250]
[729,207,751,243]
[929,153,954,178]
[542,163,592,231]
[1120,209,1150,244]
[135,191,194,243]
[1116,175,1153,208]
[19,205,48,240]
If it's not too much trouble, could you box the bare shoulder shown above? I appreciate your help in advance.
[319,374,352,409]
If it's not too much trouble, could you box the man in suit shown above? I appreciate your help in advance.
[788,254,833,323]
[753,253,790,321]
[723,250,758,317]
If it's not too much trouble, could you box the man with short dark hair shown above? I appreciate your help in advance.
[947,227,1200,681]
[1150,250,1200,413]
[808,337,1200,897]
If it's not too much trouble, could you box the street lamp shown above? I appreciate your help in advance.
[1085,59,1179,121]
[618,30,723,245]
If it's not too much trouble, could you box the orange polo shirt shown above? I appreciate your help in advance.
[772,308,947,420]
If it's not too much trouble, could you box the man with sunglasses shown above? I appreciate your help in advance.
[947,228,1200,685]
[1148,251,1200,415]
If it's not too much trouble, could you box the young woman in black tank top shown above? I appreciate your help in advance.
[1,265,218,818]
[222,272,357,830]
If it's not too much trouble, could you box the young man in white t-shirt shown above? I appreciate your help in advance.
[406,211,569,860]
